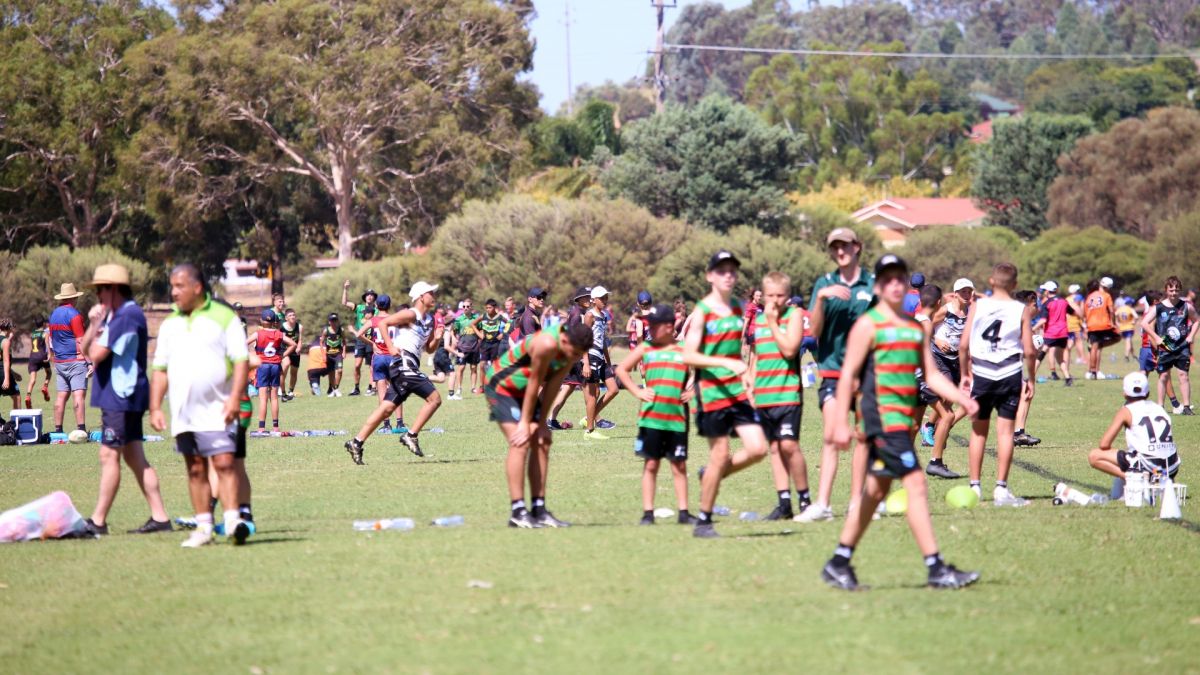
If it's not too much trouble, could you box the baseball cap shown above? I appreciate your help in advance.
[1100,276,1114,289]
[375,294,392,310]
[910,273,926,288]
[1040,281,1058,292]
[528,286,547,299]
[874,254,908,277]
[260,309,275,322]
[707,250,741,271]
[637,290,653,305]
[361,288,377,302]
[590,285,609,299]
[1123,371,1149,398]
[826,228,860,246]
[644,304,675,325]
[789,295,804,306]
[409,281,438,300]
[328,313,339,322]
[953,278,975,292]
[1068,284,1081,294]
[572,286,592,302]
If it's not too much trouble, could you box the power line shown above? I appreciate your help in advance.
[663,43,1196,61]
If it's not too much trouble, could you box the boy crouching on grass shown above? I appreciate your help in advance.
[821,255,981,591]
[614,304,698,526]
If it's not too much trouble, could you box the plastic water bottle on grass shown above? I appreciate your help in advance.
[739,511,760,522]
[353,518,415,531]
[431,515,464,527]
[713,505,732,516]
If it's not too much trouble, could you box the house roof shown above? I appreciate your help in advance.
[971,92,1021,114]
[852,198,986,229]
[968,119,993,143]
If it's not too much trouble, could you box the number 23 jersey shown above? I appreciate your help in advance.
[968,296,1024,380]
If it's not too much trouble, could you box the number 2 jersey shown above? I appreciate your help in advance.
[1124,399,1181,475]
[968,296,1025,381]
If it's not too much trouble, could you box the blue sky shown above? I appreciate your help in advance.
[527,0,751,114]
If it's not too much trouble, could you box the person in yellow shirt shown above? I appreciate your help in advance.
[306,339,330,397]
[1114,300,1137,363]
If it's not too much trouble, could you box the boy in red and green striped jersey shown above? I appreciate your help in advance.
[821,254,980,592]
[681,251,768,539]
[749,272,811,521]
[614,304,698,526]
[485,321,592,529]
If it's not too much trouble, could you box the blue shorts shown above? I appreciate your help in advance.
[256,363,281,389]
[1139,347,1157,373]
[1121,330,1134,339]
[800,336,817,359]
[371,355,393,383]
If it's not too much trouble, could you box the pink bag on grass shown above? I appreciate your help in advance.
[0,491,88,542]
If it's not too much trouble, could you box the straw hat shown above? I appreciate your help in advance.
[86,264,132,287]
[53,283,84,301]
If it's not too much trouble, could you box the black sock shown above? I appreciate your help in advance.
[678,509,690,519]
[511,499,526,513]
[77,424,86,432]
[832,543,854,566]
[272,419,279,428]
[777,490,792,509]
[1015,428,1024,435]
[258,421,265,429]
[238,503,253,522]
[1170,397,1181,407]
[797,489,811,506]
[698,511,712,523]
[531,497,546,516]
[209,497,219,512]
[55,425,63,433]
[924,552,945,571]
[996,480,1007,489]
[929,457,944,466]
[643,510,653,519]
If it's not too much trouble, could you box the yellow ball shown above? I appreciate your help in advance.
[946,485,980,509]
[884,488,908,515]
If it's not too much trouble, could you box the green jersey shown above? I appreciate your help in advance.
[323,326,345,355]
[353,303,370,331]
[859,308,922,436]
[809,266,875,378]
[479,314,506,342]
[30,328,48,357]
[640,343,688,432]
[752,308,801,408]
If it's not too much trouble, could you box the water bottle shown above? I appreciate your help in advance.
[431,515,464,527]
[88,430,103,442]
[1054,482,1092,506]
[1036,376,1047,384]
[1088,494,1109,505]
[144,435,165,442]
[352,517,415,531]
[738,511,760,522]
[424,427,445,434]
[713,505,732,516]
[49,431,68,443]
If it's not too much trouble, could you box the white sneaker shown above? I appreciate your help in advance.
[1173,404,1185,414]
[1096,371,1108,380]
[334,390,342,397]
[793,504,834,523]
[181,527,214,548]
[1085,372,1095,380]
[971,484,982,499]
[993,486,1030,508]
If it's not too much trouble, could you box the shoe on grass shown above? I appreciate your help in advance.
[765,504,794,521]
[793,504,834,523]
[596,419,616,430]
[928,564,981,590]
[638,514,655,526]
[532,510,571,528]
[181,528,214,548]
[692,522,719,538]
[925,462,962,479]
[128,518,173,534]
[507,508,541,529]
[84,518,108,536]
[583,430,610,440]
[993,487,1029,507]
[821,560,861,591]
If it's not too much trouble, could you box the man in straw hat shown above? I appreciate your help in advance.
[80,264,172,535]
[48,280,89,434]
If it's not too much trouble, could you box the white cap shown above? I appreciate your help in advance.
[590,285,609,299]
[1123,371,1149,398]
[1100,276,1114,288]
[409,281,439,300]
[952,278,975,292]
[1068,284,1081,294]
[1040,281,1058,292]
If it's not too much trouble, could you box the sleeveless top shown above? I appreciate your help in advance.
[859,308,922,436]
[588,309,608,359]
[1043,297,1069,340]
[932,308,967,359]
[30,328,47,358]
[322,326,344,355]
[255,329,284,365]
[487,324,570,399]
[694,299,748,413]
[639,343,688,433]
[1084,291,1113,332]
[1124,399,1178,462]
[393,308,430,361]
[1155,300,1190,353]
[281,321,300,343]
[369,315,393,356]
[752,308,801,408]
[969,297,1025,381]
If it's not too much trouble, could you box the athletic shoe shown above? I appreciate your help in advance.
[547,419,564,431]
[1049,372,1060,381]
[765,504,794,521]
[366,386,376,396]
[993,486,1029,507]
[471,387,484,394]
[583,430,610,440]
[793,504,834,523]
[333,390,343,398]
[174,516,198,530]
[1064,377,1074,387]
[345,438,365,465]
[449,393,463,401]
[693,522,719,538]
[639,514,655,526]
[596,419,616,430]
[349,387,361,396]
[128,518,173,534]
[41,385,49,402]
[84,518,108,536]
[23,395,31,409]
[927,564,981,590]
[181,529,214,548]
[1085,372,1096,380]
[311,382,322,396]
[399,432,424,458]
[677,512,700,525]
[920,424,935,447]
[533,510,571,528]
[820,560,861,591]
[281,393,293,402]
[1013,431,1041,446]
[507,508,540,529]
[231,521,251,545]
[1182,406,1196,416]
[971,484,982,499]
[925,462,962,479]
[1097,371,1108,380]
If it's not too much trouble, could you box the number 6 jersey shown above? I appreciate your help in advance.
[968,296,1025,381]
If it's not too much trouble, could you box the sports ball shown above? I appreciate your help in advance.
[946,485,980,509]
[67,429,89,444]
[884,488,908,515]
[1032,334,1045,350]
[652,507,675,519]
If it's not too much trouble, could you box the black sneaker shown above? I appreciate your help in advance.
[1049,371,1060,381]
[765,504,794,521]
[693,522,719,538]
[366,385,376,396]
[399,432,424,458]
[821,560,861,591]
[232,521,251,546]
[344,438,364,465]
[596,419,616,430]
[84,518,109,536]
[127,518,173,534]
[927,564,981,590]
[1182,406,1196,416]
[508,508,541,529]
[677,512,700,525]
[1064,377,1073,387]
[925,462,962,479]
[349,387,361,397]
[532,510,571,528]
[547,419,565,431]
[1013,432,1041,447]
[639,514,655,526]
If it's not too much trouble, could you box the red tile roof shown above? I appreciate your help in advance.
[852,198,986,228]
[969,119,993,143]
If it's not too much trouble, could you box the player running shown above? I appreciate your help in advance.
[1141,276,1199,415]
[820,254,980,591]
[1037,281,1077,386]
[23,315,50,409]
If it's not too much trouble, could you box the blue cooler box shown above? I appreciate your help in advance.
[11,409,43,445]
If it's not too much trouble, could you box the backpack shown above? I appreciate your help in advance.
[0,420,16,446]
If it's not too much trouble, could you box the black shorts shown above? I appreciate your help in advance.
[867,431,922,478]
[584,354,612,384]
[286,352,300,367]
[1117,450,1179,479]
[1043,337,1068,349]
[433,348,453,375]
[480,341,504,363]
[1088,329,1120,347]
[353,341,371,358]
[563,360,584,386]
[235,424,247,459]
[307,367,331,381]
[455,350,481,366]
[931,353,961,385]
[0,369,18,395]
[28,355,50,374]
[758,404,801,441]
[635,427,689,462]
[917,369,939,406]
[484,386,541,424]
[817,378,856,412]
[326,354,344,369]
[695,401,760,438]
[385,355,436,406]
[1156,348,1191,373]
[100,409,144,448]
[972,373,1022,421]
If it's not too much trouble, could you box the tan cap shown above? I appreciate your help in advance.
[53,282,84,301]
[826,228,860,246]
[87,264,132,287]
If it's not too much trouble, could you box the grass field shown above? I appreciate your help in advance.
[2,355,1198,674]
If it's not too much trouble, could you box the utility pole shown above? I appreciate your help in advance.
[565,1,574,115]
[652,0,675,113]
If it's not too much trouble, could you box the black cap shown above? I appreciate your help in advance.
[361,288,377,302]
[572,285,592,302]
[328,313,339,322]
[707,250,741,271]
[874,254,909,277]
[528,286,547,299]
[644,304,675,325]
[789,295,804,306]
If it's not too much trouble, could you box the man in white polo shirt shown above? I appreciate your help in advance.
[149,264,250,548]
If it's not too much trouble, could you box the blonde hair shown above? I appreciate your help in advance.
[991,263,1018,291]
[762,271,791,293]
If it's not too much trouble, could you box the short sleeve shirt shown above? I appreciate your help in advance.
[49,303,85,362]
[809,266,875,377]
[520,307,542,339]
[92,300,150,412]
[153,296,249,435]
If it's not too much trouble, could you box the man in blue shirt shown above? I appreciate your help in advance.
[81,264,171,536]
[48,282,89,433]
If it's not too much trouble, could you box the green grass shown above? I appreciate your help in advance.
[2,357,1199,674]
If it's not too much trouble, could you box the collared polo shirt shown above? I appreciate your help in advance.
[152,296,248,434]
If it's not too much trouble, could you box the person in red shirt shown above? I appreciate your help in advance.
[742,288,762,361]
[246,310,295,431]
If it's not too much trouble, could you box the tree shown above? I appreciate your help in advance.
[286,253,435,335]
[131,0,539,263]
[1148,211,1200,290]
[971,114,1094,239]
[1026,60,1196,129]
[600,96,801,233]
[0,246,154,331]
[0,0,174,249]
[1047,107,1200,239]
[1017,226,1149,292]
[898,227,1016,291]
[526,100,620,169]
[780,205,884,261]
[562,80,656,126]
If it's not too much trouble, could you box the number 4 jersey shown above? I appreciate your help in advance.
[968,296,1025,381]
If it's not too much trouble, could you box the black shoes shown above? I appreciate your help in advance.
[345,438,364,465]
[693,522,719,538]
[639,514,655,526]
[84,518,108,536]
[821,560,861,591]
[925,461,962,479]
[128,518,173,534]
[348,387,361,396]
[678,512,700,525]
[765,504,794,521]
[1013,432,1041,446]
[1064,377,1074,387]
[232,521,251,546]
[508,508,540,529]
[1181,406,1196,416]
[546,419,565,431]
[399,432,424,457]
[532,510,571,528]
[927,564,981,590]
